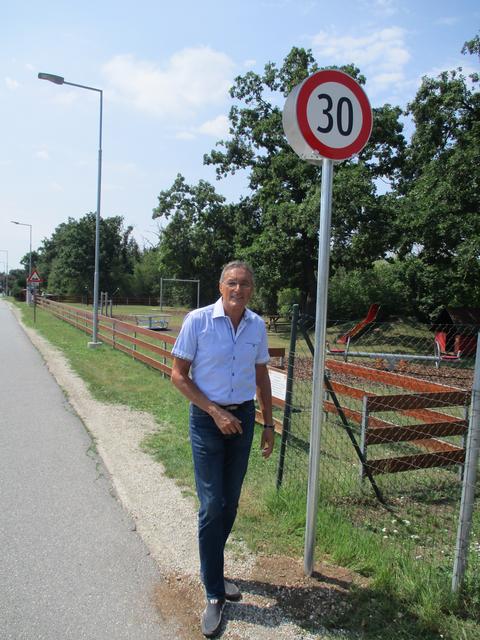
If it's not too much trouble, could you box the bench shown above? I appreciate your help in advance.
[132,314,170,331]
[267,315,291,333]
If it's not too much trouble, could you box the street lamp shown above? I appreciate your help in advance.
[38,72,103,348]
[0,249,8,296]
[11,221,32,302]
[0,261,6,296]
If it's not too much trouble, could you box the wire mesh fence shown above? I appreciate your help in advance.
[274,309,480,593]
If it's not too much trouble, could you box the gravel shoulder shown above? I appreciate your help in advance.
[12,304,359,640]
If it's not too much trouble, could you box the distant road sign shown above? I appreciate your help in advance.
[283,69,372,162]
[27,270,43,283]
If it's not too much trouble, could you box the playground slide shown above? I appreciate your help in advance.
[337,303,380,344]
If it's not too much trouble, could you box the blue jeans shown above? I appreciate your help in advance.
[189,400,255,600]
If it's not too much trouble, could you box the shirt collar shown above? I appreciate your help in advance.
[212,297,253,321]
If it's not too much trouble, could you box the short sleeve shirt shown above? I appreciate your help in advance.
[172,298,270,404]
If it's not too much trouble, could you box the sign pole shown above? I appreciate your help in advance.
[282,69,372,577]
[304,157,334,576]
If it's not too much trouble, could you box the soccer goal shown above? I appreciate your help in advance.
[159,277,200,311]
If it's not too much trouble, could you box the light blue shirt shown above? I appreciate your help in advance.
[172,298,270,404]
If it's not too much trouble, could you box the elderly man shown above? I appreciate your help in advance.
[171,260,274,637]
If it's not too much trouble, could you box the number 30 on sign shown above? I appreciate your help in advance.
[283,69,372,163]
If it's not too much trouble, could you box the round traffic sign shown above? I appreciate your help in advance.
[283,69,372,162]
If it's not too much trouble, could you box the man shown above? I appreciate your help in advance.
[171,260,274,638]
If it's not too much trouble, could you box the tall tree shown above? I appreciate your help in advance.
[36,214,139,296]
[204,47,405,311]
[152,174,238,303]
[393,34,480,317]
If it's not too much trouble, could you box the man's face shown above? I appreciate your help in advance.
[219,267,254,315]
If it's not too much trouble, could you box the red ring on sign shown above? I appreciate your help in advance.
[296,70,372,160]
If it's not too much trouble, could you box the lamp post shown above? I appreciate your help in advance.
[0,249,8,296]
[11,221,32,302]
[0,261,6,296]
[38,72,103,348]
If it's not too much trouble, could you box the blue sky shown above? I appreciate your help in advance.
[1,0,478,271]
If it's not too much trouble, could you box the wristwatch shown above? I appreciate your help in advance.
[263,424,275,430]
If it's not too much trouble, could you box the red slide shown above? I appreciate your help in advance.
[337,303,380,344]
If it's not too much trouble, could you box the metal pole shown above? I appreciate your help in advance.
[29,224,32,280]
[38,74,103,347]
[0,251,7,296]
[160,278,163,311]
[197,280,200,308]
[452,332,480,592]
[276,304,299,489]
[304,158,334,577]
[89,88,103,347]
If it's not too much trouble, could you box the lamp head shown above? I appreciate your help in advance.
[38,72,64,85]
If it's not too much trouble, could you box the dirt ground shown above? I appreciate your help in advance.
[154,555,366,639]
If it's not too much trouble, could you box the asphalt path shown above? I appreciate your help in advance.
[0,300,172,640]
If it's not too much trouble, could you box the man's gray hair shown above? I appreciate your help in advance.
[220,260,255,284]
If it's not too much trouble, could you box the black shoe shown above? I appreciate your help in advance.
[201,598,225,637]
[224,578,242,602]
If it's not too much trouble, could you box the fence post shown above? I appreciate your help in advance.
[276,304,299,490]
[452,332,480,593]
[162,340,167,379]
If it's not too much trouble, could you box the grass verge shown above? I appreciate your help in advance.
[16,302,480,640]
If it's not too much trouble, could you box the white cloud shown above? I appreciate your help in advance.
[102,47,235,119]
[175,131,196,140]
[197,114,230,138]
[243,58,257,68]
[175,114,230,141]
[5,77,20,90]
[35,150,49,160]
[311,27,410,95]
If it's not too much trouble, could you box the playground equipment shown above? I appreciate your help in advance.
[329,337,432,369]
[336,303,380,344]
[434,334,462,362]
[100,291,113,317]
[327,335,464,370]
[432,307,480,357]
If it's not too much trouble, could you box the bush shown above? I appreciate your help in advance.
[328,261,413,321]
[277,287,301,318]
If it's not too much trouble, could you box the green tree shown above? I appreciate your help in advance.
[37,213,139,296]
[204,47,405,312]
[152,174,238,303]
[393,35,480,318]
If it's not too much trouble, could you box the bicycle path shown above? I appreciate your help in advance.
[0,300,173,640]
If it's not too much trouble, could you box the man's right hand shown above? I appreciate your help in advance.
[211,406,243,435]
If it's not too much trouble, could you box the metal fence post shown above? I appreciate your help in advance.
[276,304,299,490]
[452,332,480,592]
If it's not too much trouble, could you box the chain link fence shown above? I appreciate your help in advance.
[274,308,479,596]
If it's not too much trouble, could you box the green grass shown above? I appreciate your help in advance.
[16,301,480,640]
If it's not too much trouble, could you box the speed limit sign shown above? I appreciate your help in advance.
[283,69,372,161]
[283,71,374,577]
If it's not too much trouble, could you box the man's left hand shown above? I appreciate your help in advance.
[260,427,275,459]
